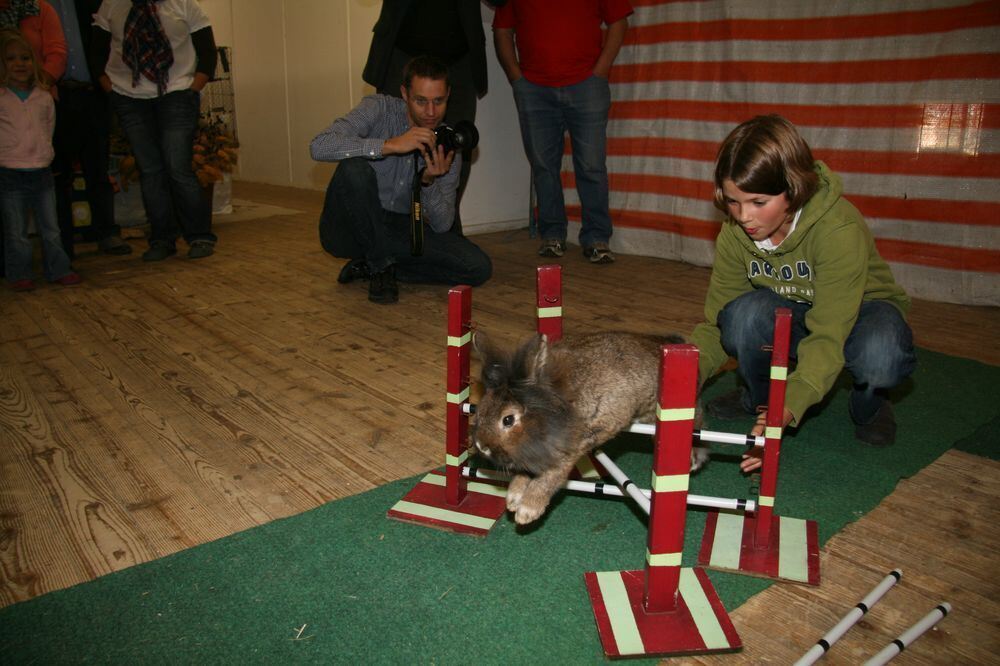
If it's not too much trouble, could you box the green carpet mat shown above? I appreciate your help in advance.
[1,349,997,664]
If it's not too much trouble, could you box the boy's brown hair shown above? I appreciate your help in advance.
[713,115,818,214]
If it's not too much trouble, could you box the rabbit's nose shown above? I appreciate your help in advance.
[474,439,491,457]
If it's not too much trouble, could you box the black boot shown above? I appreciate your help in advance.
[854,401,896,447]
[368,266,398,304]
[338,258,371,284]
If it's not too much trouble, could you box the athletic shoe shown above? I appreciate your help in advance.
[582,242,615,264]
[142,242,177,262]
[538,239,566,257]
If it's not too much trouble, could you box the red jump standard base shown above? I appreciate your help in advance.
[387,469,507,537]
[697,511,820,585]
[584,567,741,659]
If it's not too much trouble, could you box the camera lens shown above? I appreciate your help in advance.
[435,121,479,152]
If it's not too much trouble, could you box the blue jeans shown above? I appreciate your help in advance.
[319,159,492,285]
[512,75,612,247]
[111,90,215,245]
[1,168,73,283]
[717,289,917,424]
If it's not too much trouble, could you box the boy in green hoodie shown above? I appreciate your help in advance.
[691,115,916,472]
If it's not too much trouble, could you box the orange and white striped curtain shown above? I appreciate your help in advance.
[565,0,999,306]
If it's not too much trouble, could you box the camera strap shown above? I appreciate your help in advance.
[410,155,424,256]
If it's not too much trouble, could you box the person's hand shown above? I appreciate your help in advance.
[190,72,209,92]
[740,407,794,473]
[420,143,454,185]
[383,126,437,157]
[98,74,113,93]
[593,64,611,79]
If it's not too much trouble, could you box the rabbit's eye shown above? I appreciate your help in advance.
[502,414,515,428]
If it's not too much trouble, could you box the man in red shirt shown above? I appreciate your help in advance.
[494,0,632,264]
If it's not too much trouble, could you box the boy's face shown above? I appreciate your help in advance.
[3,42,33,89]
[401,75,449,129]
[722,180,793,245]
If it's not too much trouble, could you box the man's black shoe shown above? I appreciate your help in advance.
[706,388,755,420]
[338,258,371,284]
[368,267,398,304]
[854,401,896,447]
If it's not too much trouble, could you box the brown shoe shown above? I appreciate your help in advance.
[582,242,615,264]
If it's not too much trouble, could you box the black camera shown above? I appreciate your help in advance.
[434,120,479,152]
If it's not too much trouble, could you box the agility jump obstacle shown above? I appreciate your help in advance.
[387,265,764,538]
[696,306,820,586]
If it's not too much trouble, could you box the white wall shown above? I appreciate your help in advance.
[199,0,529,232]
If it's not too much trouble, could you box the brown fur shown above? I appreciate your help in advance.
[472,331,707,525]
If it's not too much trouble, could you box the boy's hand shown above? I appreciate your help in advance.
[740,407,794,473]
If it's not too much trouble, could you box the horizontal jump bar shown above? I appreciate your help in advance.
[459,405,764,449]
[462,467,756,514]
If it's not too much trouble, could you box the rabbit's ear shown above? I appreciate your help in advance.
[523,333,550,382]
[472,330,497,361]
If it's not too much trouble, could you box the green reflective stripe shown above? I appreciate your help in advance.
[446,387,470,404]
[390,500,497,530]
[765,426,782,439]
[770,366,788,381]
[651,473,689,493]
[679,569,732,650]
[447,332,472,347]
[657,406,697,422]
[709,512,744,570]
[446,451,469,466]
[778,516,809,582]
[421,473,507,498]
[536,306,563,318]
[595,572,645,655]
[646,550,682,567]
[575,456,601,480]
[758,495,774,507]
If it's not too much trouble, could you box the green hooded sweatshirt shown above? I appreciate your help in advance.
[691,161,910,426]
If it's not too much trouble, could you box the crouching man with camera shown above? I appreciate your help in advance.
[311,56,492,304]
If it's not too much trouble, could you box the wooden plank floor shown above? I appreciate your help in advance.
[1,181,997,662]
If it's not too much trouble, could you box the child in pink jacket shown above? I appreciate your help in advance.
[0,30,79,290]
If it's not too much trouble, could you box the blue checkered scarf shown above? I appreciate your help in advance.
[122,0,174,95]
[0,0,40,30]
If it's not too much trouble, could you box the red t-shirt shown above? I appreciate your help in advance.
[493,0,633,87]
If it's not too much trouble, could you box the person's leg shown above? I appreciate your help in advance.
[562,75,612,249]
[53,88,84,258]
[318,158,397,273]
[393,219,492,286]
[843,301,917,440]
[111,92,179,248]
[80,89,125,250]
[0,169,35,283]
[716,289,811,412]
[31,171,74,281]
[511,78,569,244]
[155,90,212,244]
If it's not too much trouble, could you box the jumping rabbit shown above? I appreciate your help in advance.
[472,331,708,525]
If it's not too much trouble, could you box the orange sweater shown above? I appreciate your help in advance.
[17,1,67,83]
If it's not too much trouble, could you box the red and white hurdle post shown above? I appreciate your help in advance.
[584,344,741,658]
[386,286,507,536]
[697,307,820,585]
[536,265,607,480]
[536,264,562,342]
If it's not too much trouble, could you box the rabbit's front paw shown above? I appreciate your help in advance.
[505,474,530,512]
[514,498,546,525]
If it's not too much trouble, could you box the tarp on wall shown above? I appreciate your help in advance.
[563,0,1000,306]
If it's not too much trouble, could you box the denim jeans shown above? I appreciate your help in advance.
[54,86,118,254]
[318,159,492,285]
[512,75,612,247]
[717,289,917,424]
[1,168,73,283]
[111,90,215,245]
